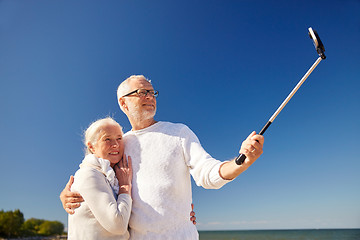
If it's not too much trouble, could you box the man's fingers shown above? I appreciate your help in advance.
[66,202,81,209]
[60,176,84,213]
[64,195,84,205]
[64,191,83,198]
[66,175,74,190]
[245,131,264,145]
[69,196,84,203]
[251,134,264,145]
[243,133,264,152]
[190,203,196,225]
[246,131,256,140]
[190,203,195,216]
[248,139,262,152]
[65,208,75,215]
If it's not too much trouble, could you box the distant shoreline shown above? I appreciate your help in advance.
[198,228,360,240]
[198,227,360,232]
[2,229,359,240]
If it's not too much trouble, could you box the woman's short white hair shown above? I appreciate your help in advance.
[83,117,123,155]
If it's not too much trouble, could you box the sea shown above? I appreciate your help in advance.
[198,229,360,240]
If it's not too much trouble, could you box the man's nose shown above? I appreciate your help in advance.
[145,92,155,99]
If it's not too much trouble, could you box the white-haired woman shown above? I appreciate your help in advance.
[68,117,132,240]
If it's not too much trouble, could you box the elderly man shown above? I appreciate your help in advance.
[61,75,264,239]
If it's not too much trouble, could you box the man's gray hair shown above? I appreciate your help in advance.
[116,75,151,110]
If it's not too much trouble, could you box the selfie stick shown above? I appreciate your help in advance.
[235,27,326,165]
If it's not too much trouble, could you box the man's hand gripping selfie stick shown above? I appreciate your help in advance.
[235,27,326,165]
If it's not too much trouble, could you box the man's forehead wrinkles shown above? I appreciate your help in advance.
[133,78,153,87]
[132,85,154,91]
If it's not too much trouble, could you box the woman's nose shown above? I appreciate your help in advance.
[111,140,119,147]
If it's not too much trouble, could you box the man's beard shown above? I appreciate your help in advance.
[127,100,156,122]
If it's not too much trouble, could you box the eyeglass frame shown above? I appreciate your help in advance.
[121,88,159,98]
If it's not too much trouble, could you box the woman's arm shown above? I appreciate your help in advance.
[74,168,132,235]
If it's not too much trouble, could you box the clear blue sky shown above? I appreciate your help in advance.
[1,0,359,231]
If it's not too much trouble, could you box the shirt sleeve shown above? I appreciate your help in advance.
[180,125,233,189]
[74,168,132,235]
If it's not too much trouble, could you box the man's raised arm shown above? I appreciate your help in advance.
[219,131,264,180]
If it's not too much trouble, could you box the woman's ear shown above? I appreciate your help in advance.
[88,142,95,154]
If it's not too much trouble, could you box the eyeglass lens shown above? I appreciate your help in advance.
[138,89,158,97]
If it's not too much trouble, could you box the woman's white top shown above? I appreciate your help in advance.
[68,154,132,240]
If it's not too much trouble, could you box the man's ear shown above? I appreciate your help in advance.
[119,97,128,111]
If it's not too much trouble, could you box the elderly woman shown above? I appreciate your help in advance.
[67,117,132,240]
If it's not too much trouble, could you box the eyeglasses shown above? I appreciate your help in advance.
[122,89,159,98]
